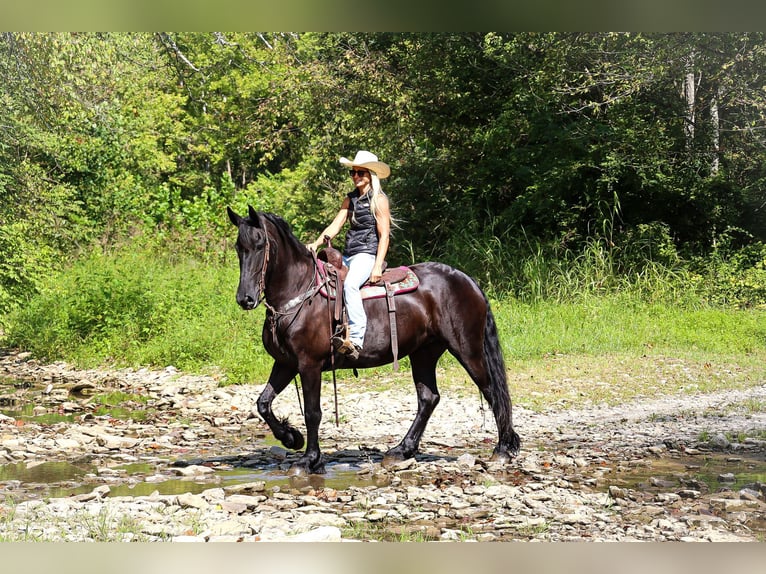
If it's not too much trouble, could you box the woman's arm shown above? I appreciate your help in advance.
[306,197,350,251]
[370,194,391,283]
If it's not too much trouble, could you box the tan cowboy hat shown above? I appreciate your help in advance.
[339,150,390,179]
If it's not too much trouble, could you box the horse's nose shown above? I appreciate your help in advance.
[238,294,256,310]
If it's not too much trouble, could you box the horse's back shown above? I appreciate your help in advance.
[386,261,489,339]
[409,261,487,304]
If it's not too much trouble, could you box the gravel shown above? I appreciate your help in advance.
[1,349,765,542]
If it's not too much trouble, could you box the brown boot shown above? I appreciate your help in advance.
[332,336,361,360]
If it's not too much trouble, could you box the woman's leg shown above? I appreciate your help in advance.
[342,253,375,348]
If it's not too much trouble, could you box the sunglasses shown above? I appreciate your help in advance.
[349,169,370,177]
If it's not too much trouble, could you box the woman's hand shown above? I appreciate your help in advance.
[370,263,384,284]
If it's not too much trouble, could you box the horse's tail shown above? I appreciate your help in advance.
[483,295,521,457]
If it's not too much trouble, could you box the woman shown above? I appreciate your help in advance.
[307,150,392,360]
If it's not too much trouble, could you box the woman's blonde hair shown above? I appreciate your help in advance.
[369,172,384,220]
[368,172,398,229]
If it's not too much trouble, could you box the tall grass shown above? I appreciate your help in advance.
[441,222,694,305]
[4,242,272,384]
[440,217,766,311]
[492,295,766,361]
[4,229,766,387]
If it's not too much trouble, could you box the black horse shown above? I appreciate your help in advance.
[227,206,520,474]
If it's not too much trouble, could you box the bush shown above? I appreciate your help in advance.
[693,229,766,309]
[0,221,58,318]
[438,216,693,305]
[4,237,272,382]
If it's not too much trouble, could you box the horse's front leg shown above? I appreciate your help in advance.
[256,363,304,451]
[383,351,441,465]
[287,366,325,475]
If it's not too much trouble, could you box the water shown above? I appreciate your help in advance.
[0,457,388,502]
[0,376,152,423]
[3,372,765,537]
[1,374,388,500]
[603,452,766,494]
[4,448,764,501]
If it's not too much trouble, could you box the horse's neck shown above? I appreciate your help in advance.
[264,237,316,307]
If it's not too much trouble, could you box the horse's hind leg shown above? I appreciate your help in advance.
[256,363,305,451]
[383,346,443,465]
[464,360,520,462]
[456,343,520,462]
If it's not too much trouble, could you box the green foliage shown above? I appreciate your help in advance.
[691,229,766,309]
[0,221,57,316]
[4,32,766,357]
[492,294,766,361]
[440,213,694,305]
[229,163,319,241]
[6,233,765,389]
[4,239,271,382]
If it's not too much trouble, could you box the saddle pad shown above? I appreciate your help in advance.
[318,264,419,300]
[361,267,420,300]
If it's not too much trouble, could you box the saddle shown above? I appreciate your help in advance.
[315,237,418,371]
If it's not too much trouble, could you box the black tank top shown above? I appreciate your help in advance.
[344,189,379,256]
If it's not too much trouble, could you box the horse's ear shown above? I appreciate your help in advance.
[227,206,242,226]
[247,205,263,228]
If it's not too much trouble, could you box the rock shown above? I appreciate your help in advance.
[71,485,111,502]
[456,453,476,468]
[2,351,766,542]
[269,446,289,459]
[95,434,139,449]
[710,498,760,511]
[176,493,210,510]
[650,477,677,488]
[205,519,250,537]
[739,488,763,501]
[655,492,680,503]
[54,438,81,449]
[389,458,417,471]
[560,513,590,525]
[225,494,267,508]
[220,501,248,514]
[608,485,627,499]
[677,489,701,499]
[280,526,342,542]
[709,433,731,449]
[171,464,215,477]
[365,509,388,521]
[224,481,266,494]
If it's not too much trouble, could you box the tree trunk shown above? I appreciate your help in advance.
[683,67,696,144]
[710,89,720,175]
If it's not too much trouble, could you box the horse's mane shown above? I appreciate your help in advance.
[259,212,311,256]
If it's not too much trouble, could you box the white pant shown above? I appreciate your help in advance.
[342,253,375,348]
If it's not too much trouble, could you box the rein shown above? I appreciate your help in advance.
[258,233,328,321]
[256,230,340,426]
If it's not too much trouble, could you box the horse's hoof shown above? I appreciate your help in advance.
[281,429,305,451]
[381,450,415,469]
[489,448,513,464]
[287,458,325,476]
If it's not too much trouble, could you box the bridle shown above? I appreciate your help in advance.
[252,230,271,312]
[252,228,328,323]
